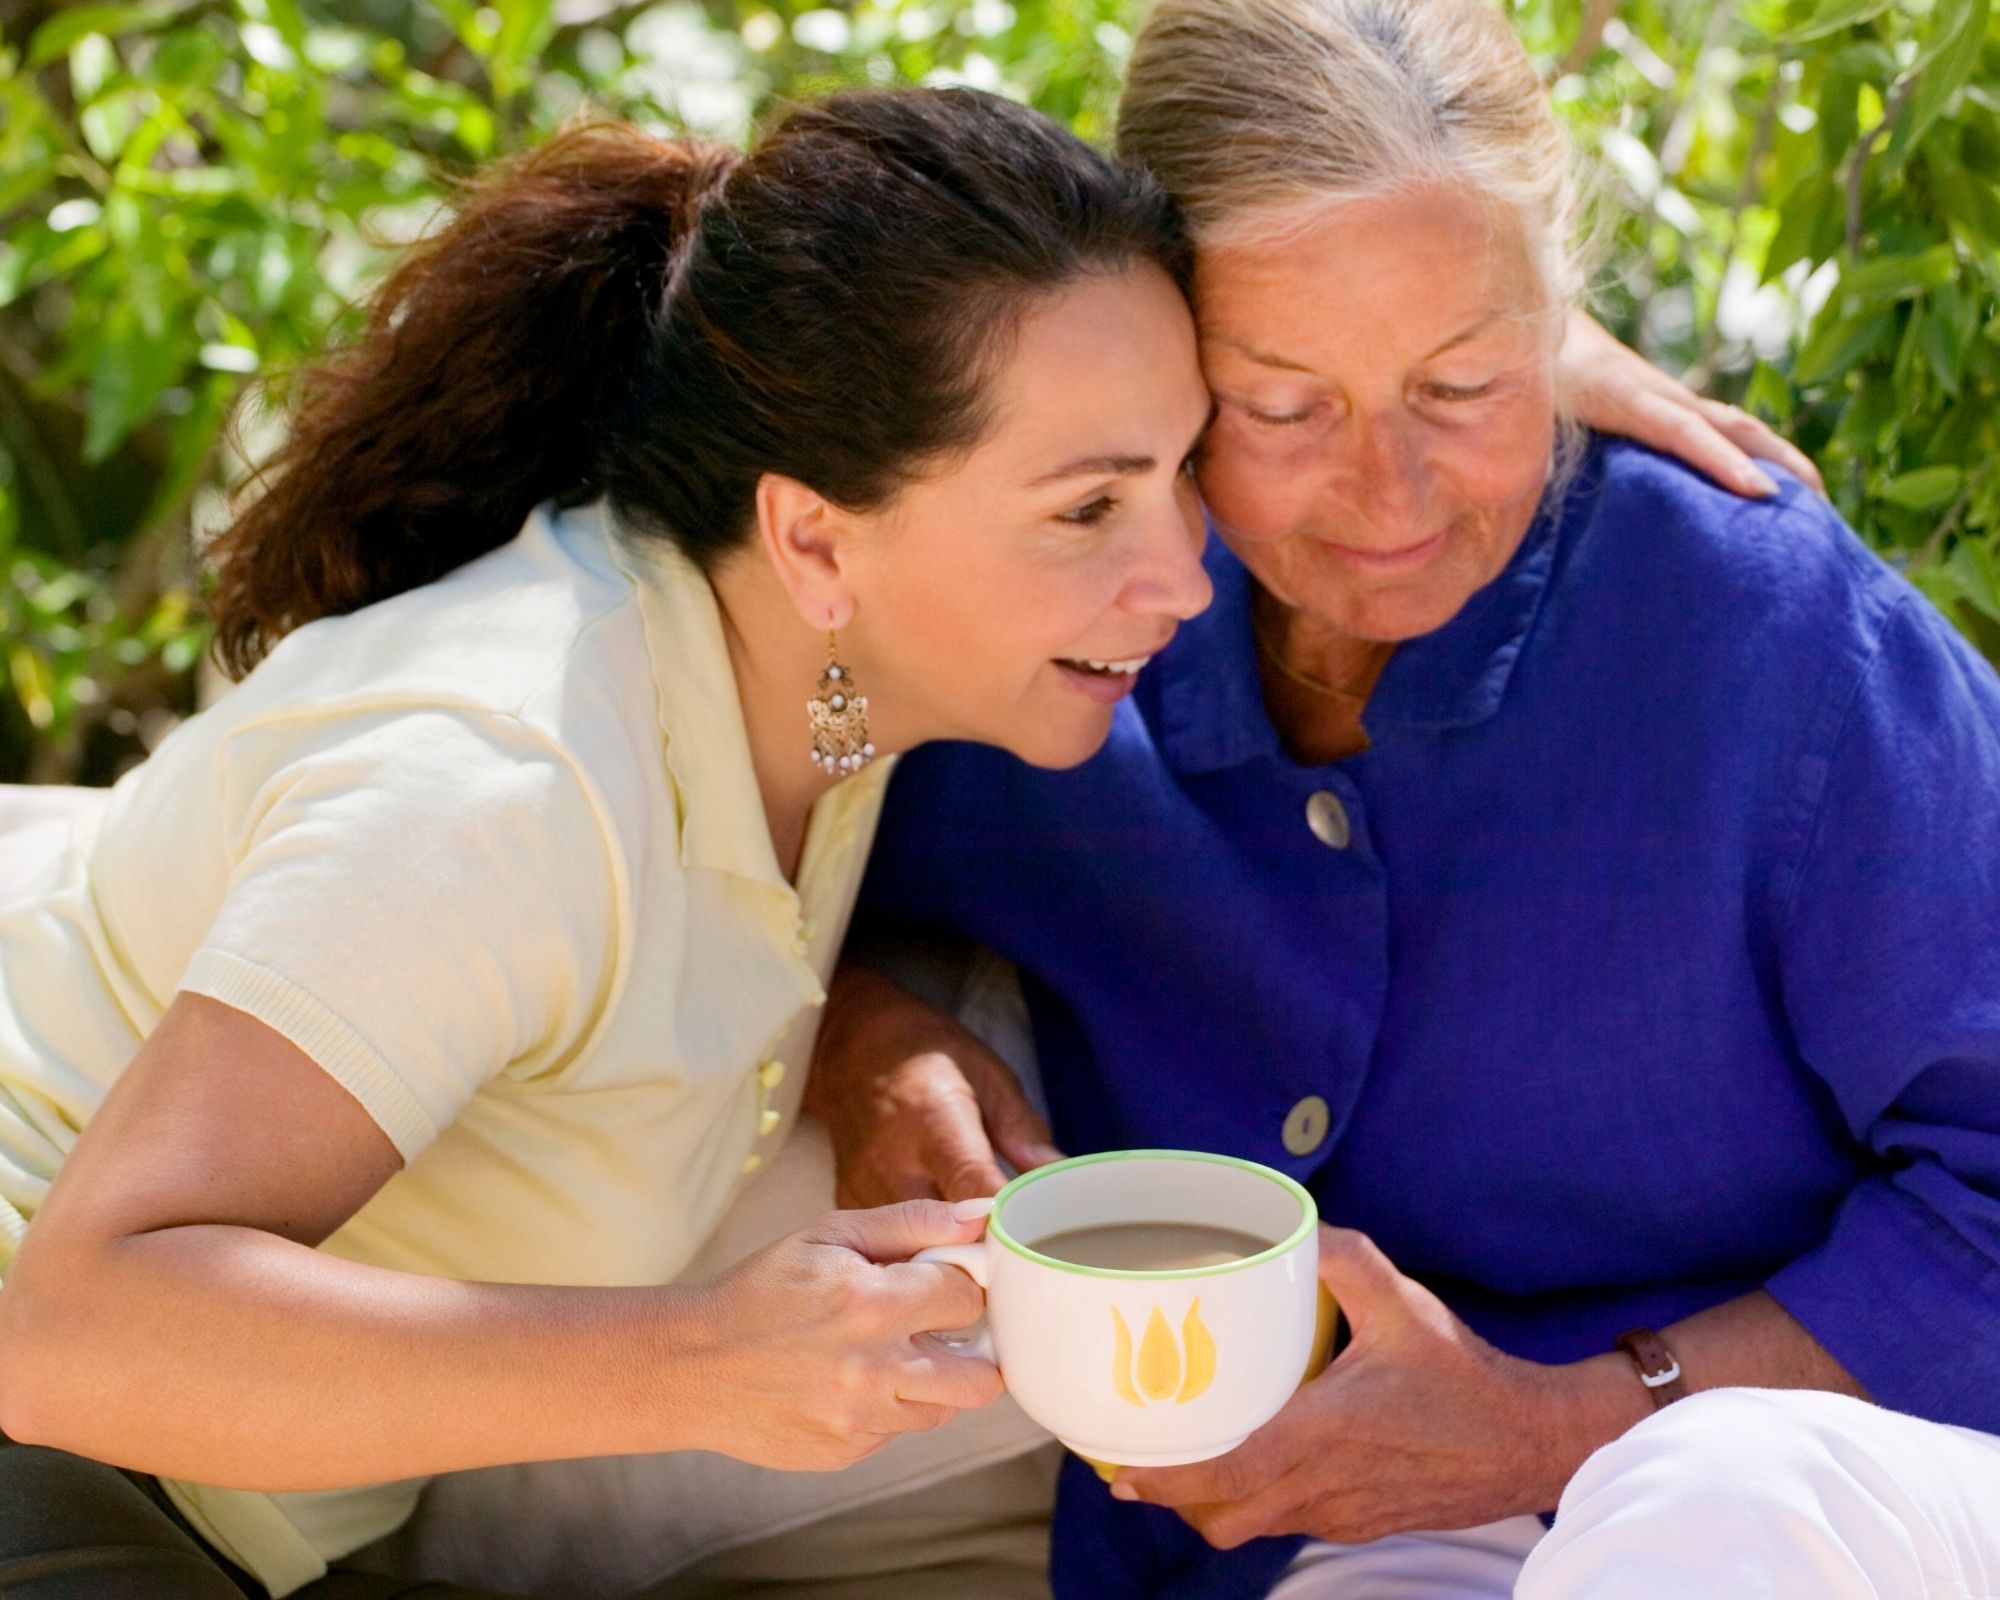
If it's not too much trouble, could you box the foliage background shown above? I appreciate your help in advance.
[0,0,1994,783]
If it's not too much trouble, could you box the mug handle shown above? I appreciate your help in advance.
[912,1243,997,1363]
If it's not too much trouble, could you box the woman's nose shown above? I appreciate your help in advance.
[1337,416,1430,542]
[1129,481,1214,621]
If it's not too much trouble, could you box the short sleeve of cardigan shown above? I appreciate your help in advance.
[178,706,620,1164]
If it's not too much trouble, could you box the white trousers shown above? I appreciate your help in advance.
[1273,1387,2000,1599]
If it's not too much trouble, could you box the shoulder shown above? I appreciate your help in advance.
[1581,437,1886,599]
[1553,436,1908,685]
[195,500,658,825]
[236,500,645,725]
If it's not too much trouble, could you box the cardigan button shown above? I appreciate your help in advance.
[1305,791,1351,850]
[1283,1094,1332,1157]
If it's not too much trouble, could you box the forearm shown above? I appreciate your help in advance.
[1534,1289,1869,1505]
[0,1223,720,1489]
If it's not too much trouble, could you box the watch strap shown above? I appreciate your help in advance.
[1614,1326,1689,1408]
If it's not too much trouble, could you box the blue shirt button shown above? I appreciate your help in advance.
[1305,790,1351,849]
[1283,1094,1331,1156]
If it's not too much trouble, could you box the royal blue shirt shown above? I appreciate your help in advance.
[860,438,2000,1598]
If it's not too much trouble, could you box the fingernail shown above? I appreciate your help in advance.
[951,1197,996,1222]
[1748,467,1778,496]
[1109,1480,1139,1501]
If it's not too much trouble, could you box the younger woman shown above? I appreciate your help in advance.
[0,88,1213,1598]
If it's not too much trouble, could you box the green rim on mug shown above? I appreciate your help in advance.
[986,1148,1319,1280]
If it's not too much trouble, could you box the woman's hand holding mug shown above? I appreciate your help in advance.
[679,1198,1005,1470]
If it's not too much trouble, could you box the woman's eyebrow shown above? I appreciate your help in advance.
[1028,453,1157,486]
[1208,312,1510,373]
[1421,310,1506,360]
[1205,335,1315,373]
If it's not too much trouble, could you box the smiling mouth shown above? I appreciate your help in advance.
[1316,529,1448,572]
[1054,656,1153,678]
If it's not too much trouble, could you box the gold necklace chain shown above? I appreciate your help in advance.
[1249,607,1376,704]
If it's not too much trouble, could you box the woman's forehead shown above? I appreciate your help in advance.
[1192,191,1546,368]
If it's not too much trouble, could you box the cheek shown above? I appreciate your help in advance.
[900,541,1129,681]
[1196,427,1317,542]
[1449,397,1559,510]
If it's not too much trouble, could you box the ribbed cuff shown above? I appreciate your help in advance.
[178,948,437,1162]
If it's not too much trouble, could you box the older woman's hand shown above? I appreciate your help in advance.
[808,962,1064,1208]
[1109,1226,1648,1548]
[1557,310,1826,499]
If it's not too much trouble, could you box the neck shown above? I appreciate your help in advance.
[1250,584,1395,764]
[708,560,847,882]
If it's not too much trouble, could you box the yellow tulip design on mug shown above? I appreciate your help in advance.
[1111,1299,1218,1406]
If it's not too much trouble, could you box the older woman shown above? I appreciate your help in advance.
[815,1,2000,1596]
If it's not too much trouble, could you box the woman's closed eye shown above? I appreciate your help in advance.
[1241,401,1324,428]
[1420,379,1497,404]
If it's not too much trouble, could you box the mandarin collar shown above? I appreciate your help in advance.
[589,502,894,889]
[1152,454,1588,776]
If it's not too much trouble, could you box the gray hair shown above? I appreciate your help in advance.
[1116,0,1588,314]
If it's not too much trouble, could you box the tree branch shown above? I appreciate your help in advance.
[1555,0,1619,80]
[1846,72,1919,255]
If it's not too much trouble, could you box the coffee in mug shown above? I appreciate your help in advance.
[1030,1222,1273,1272]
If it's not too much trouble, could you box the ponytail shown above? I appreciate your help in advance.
[207,120,736,677]
[208,91,1183,678]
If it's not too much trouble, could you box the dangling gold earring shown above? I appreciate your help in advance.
[808,628,874,775]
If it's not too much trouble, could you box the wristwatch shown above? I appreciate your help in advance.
[1614,1327,1689,1408]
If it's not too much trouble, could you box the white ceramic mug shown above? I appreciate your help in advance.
[915,1149,1334,1468]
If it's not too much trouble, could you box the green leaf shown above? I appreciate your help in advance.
[1763,171,1835,281]
[1950,535,2000,620]
[82,307,187,462]
[1888,0,1994,169]
[1878,465,1965,508]
[151,26,224,85]
[1931,391,1995,463]
[1793,306,1894,385]
[263,0,309,51]
[26,0,197,67]
[1964,109,2000,179]
[1782,0,1897,43]
[1839,244,1961,308]
[1922,305,1965,396]
[1744,360,1796,424]
[1932,162,2000,250]
[1819,56,1862,166]
[492,0,559,97]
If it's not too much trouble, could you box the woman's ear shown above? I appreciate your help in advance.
[753,472,858,631]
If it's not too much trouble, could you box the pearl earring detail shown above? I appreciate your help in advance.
[808,629,875,775]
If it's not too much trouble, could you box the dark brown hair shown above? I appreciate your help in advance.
[206,89,1186,677]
